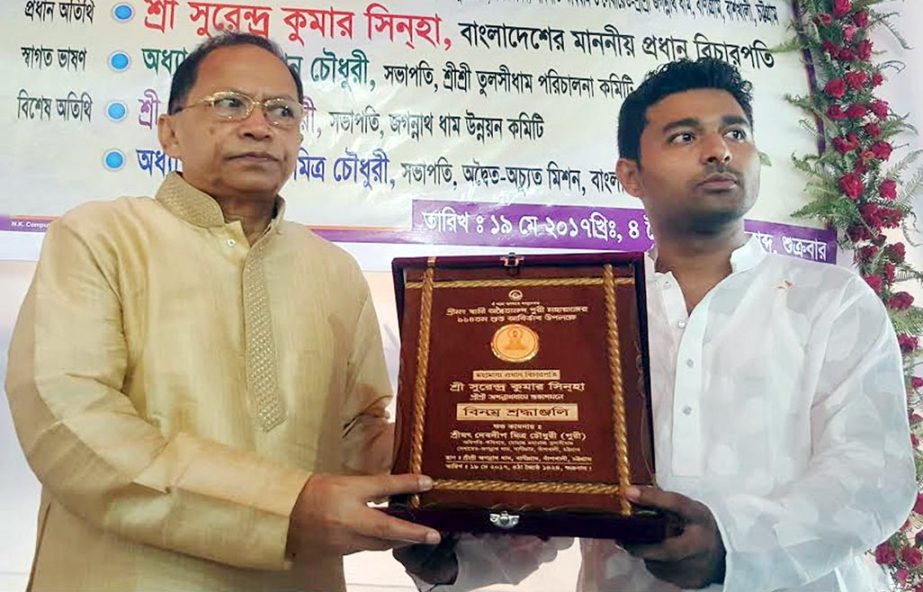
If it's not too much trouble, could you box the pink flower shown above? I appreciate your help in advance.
[876,542,897,565]
[870,99,889,118]
[872,71,884,86]
[884,262,896,282]
[822,40,839,56]
[845,70,868,90]
[819,12,834,25]
[879,178,897,199]
[859,203,899,233]
[833,0,852,18]
[912,376,923,391]
[915,492,923,514]
[838,47,857,62]
[845,103,868,119]
[825,78,847,99]
[889,242,906,263]
[857,39,874,61]
[899,334,920,355]
[901,546,923,568]
[853,10,869,27]
[880,209,902,230]
[889,292,915,311]
[856,244,879,263]
[896,568,910,583]
[839,172,864,200]
[827,104,848,120]
[833,133,860,154]
[843,24,857,41]
[863,274,883,294]
[863,122,882,138]
[870,141,893,161]
[847,223,872,242]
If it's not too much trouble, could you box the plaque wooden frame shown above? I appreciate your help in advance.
[387,252,678,543]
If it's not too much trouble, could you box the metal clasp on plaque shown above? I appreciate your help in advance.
[501,252,524,276]
[489,511,520,529]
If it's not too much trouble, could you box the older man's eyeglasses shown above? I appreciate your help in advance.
[173,91,304,129]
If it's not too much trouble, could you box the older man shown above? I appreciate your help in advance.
[5,33,438,592]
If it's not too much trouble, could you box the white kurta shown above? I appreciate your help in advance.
[6,173,393,592]
[435,237,915,592]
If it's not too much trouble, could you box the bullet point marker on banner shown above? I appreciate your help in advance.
[103,150,126,171]
[108,52,130,72]
[106,102,128,122]
[112,4,134,22]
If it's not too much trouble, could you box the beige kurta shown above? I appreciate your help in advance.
[5,173,393,592]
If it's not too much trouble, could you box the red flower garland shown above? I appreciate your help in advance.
[793,1,923,587]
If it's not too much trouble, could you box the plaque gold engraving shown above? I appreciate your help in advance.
[491,323,540,363]
[386,252,679,543]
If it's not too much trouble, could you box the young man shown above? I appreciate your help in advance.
[5,33,439,592]
[399,58,915,591]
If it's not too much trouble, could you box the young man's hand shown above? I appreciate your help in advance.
[622,486,726,589]
[393,533,461,586]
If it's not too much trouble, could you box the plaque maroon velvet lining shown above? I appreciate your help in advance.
[387,253,677,542]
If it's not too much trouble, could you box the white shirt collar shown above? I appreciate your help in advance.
[645,233,768,276]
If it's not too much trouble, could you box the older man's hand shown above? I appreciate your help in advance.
[286,473,441,559]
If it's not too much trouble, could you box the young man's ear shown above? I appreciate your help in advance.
[158,114,181,159]
[616,158,644,200]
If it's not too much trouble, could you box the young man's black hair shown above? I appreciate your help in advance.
[618,58,754,163]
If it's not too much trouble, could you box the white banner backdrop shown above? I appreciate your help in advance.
[1,0,829,266]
